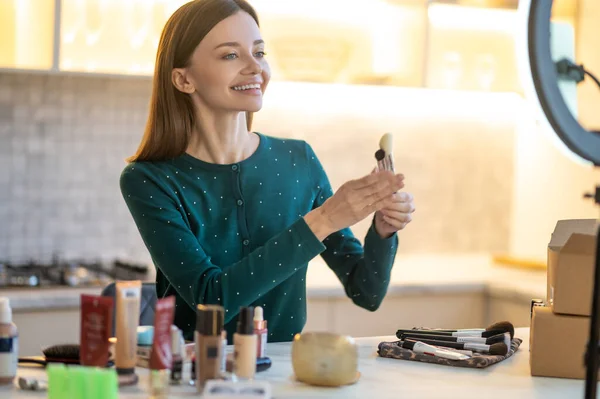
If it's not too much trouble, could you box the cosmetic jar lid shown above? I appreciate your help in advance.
[196,305,224,336]
[237,307,254,335]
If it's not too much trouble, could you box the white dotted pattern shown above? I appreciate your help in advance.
[122,139,398,341]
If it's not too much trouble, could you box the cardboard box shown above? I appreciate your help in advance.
[547,219,597,316]
[530,305,592,379]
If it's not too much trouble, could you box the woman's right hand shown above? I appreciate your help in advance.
[305,171,405,241]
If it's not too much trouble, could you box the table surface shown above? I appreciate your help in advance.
[0,328,587,399]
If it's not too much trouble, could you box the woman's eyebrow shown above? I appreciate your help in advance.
[214,39,264,50]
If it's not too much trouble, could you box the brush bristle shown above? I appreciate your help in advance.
[379,133,394,154]
[486,334,505,345]
[481,329,504,338]
[487,321,514,339]
[42,344,80,363]
[489,342,508,356]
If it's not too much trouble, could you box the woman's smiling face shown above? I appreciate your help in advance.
[180,10,271,114]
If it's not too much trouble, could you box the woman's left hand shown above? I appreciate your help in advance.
[374,191,415,238]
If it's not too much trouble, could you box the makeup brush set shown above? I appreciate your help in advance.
[378,321,523,369]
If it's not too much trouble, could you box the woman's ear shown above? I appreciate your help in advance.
[172,68,195,94]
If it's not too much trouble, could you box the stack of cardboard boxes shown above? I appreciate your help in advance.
[530,219,598,378]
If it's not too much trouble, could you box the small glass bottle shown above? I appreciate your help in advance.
[0,297,18,386]
[170,326,183,385]
[149,369,169,399]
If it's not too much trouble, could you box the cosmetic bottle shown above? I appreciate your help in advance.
[170,326,183,385]
[233,307,257,380]
[195,305,224,391]
[253,306,268,359]
[0,297,17,386]
[220,330,228,373]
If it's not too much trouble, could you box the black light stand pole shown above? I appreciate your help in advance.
[526,1,600,394]
[585,186,600,399]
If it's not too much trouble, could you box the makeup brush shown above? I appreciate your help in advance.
[376,133,395,172]
[18,344,81,366]
[431,321,514,339]
[398,321,515,339]
[401,340,471,361]
[375,149,385,169]
[399,332,506,345]
[18,344,114,367]
[404,338,509,356]
[396,328,505,339]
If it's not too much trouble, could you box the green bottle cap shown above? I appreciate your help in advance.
[47,364,68,399]
[93,368,119,399]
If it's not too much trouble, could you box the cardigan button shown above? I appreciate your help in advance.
[237,199,244,206]
[232,165,238,171]
[243,239,250,246]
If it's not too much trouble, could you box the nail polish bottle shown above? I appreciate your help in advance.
[233,307,257,380]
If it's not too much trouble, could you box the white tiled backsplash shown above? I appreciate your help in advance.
[0,71,516,264]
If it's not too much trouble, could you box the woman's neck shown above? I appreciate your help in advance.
[186,111,259,165]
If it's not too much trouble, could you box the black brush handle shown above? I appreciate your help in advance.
[18,357,48,366]
[397,329,454,338]
[400,333,459,343]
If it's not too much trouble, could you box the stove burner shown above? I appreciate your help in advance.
[0,257,150,289]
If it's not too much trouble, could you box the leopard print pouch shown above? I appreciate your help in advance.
[377,337,522,368]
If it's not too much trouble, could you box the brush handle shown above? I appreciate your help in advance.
[408,338,492,353]
[384,155,395,173]
[400,332,488,344]
[18,357,48,366]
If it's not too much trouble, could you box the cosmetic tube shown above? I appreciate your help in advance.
[115,280,141,385]
[149,296,175,370]
[80,294,113,367]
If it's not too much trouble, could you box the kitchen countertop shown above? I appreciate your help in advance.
[0,328,584,398]
[4,254,547,311]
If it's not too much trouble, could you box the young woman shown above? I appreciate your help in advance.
[120,0,415,342]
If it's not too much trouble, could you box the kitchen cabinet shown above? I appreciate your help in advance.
[0,0,571,94]
[305,292,486,338]
[425,4,521,93]
[487,294,533,329]
[0,0,55,70]
[58,0,183,75]
[254,0,428,87]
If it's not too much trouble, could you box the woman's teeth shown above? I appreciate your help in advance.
[232,83,261,91]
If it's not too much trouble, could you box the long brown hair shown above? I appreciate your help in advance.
[127,0,259,163]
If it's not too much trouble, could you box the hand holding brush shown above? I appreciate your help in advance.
[373,132,415,237]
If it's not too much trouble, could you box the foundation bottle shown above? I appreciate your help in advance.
[233,307,257,380]
[195,304,224,391]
